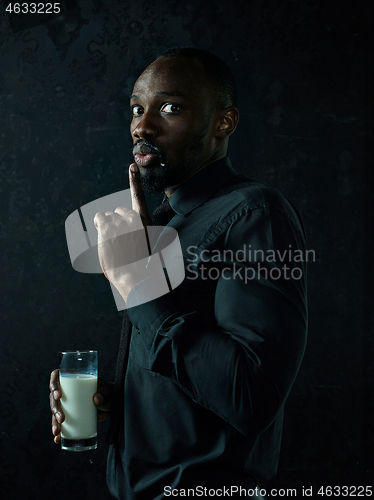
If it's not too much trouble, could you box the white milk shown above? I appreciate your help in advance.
[60,373,97,439]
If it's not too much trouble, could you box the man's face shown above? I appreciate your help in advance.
[130,57,220,193]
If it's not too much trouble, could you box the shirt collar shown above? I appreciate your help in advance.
[168,157,237,216]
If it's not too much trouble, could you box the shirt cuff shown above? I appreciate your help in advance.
[126,275,178,351]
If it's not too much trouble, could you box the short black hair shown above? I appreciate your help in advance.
[156,46,237,109]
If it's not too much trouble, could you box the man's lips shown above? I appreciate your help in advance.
[133,144,162,167]
[134,153,160,167]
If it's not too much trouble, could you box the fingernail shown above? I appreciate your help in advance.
[130,164,138,175]
[95,394,104,406]
[55,412,61,422]
[53,390,59,399]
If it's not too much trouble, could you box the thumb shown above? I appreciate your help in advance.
[129,163,152,226]
[93,378,113,411]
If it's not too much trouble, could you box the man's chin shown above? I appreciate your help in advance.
[138,167,169,194]
[140,182,165,194]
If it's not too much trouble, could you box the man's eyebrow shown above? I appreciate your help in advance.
[154,91,188,98]
[129,90,189,100]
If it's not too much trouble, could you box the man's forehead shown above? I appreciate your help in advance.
[131,57,208,98]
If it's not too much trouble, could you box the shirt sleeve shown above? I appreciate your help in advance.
[127,204,308,438]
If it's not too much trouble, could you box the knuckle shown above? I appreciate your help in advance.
[122,208,135,219]
[94,211,103,220]
[133,192,145,200]
[49,374,54,390]
[49,393,56,411]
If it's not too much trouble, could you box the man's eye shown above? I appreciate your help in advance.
[132,106,144,116]
[161,104,180,114]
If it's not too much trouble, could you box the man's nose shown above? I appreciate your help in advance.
[131,112,159,139]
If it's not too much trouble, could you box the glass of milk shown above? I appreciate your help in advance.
[59,350,98,451]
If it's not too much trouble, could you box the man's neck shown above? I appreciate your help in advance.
[164,154,226,198]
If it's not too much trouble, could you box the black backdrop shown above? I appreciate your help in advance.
[0,1,373,499]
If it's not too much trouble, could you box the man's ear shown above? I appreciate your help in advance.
[215,107,240,138]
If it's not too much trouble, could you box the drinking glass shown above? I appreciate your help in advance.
[59,350,98,451]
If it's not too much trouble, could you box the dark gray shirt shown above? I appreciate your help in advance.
[107,157,308,499]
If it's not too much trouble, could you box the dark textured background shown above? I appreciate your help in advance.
[0,0,373,498]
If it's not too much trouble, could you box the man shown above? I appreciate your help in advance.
[50,47,308,499]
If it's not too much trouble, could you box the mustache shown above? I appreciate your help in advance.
[132,140,163,156]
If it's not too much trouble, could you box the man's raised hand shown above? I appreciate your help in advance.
[93,163,151,302]
[129,163,152,227]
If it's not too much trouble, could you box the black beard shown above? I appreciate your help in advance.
[134,115,211,193]
[138,134,210,193]
[139,165,171,194]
